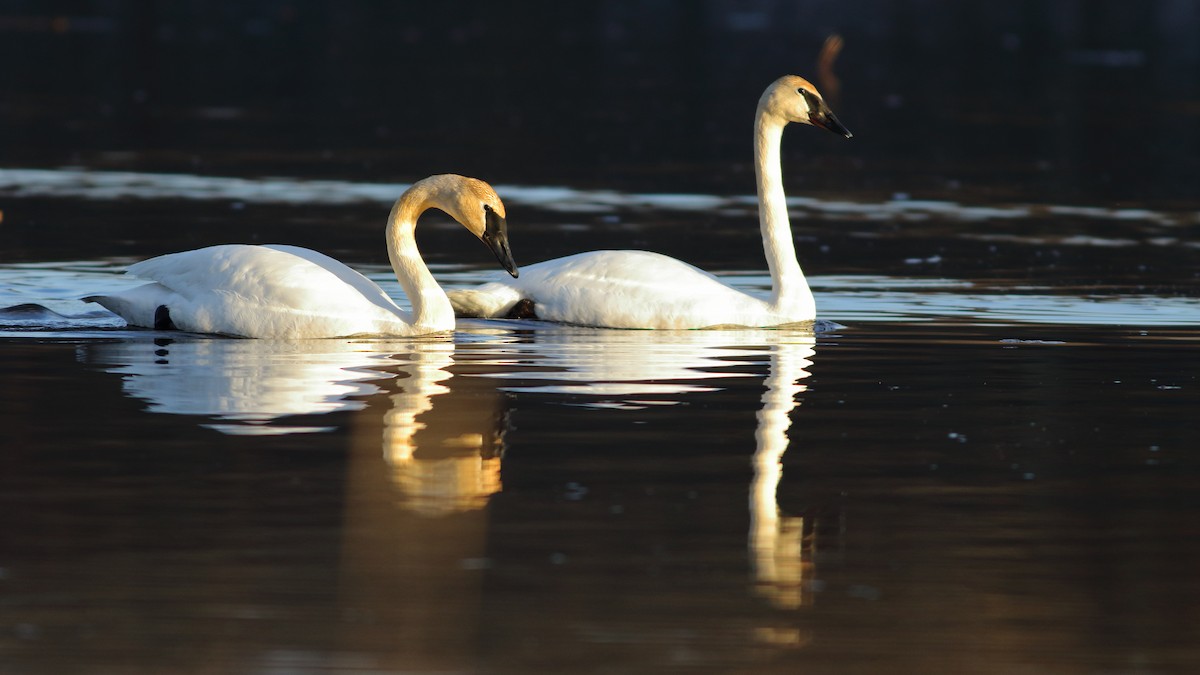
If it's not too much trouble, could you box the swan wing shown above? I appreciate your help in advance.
[261,244,402,314]
[101,244,412,337]
[455,250,772,329]
[127,244,388,307]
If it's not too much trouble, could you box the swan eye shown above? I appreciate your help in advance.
[796,88,821,112]
[483,204,494,214]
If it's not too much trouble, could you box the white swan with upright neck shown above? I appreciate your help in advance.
[448,75,850,329]
[86,174,519,338]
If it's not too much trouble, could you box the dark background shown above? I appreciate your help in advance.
[3,0,1199,204]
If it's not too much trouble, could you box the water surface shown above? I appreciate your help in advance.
[2,217,1197,672]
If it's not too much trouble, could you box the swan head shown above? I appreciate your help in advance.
[761,75,852,139]
[409,174,519,278]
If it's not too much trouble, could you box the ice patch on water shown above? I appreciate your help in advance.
[2,167,1196,226]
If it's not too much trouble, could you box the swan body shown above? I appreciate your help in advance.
[455,250,810,330]
[86,174,518,338]
[448,75,850,329]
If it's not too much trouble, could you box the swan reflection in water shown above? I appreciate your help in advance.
[81,334,510,670]
[81,335,509,514]
[464,325,822,622]
[87,328,823,598]
[83,337,403,435]
[81,325,822,661]
[376,339,507,515]
[747,331,821,648]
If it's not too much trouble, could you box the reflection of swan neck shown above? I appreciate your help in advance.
[753,103,806,311]
[750,340,815,610]
[750,348,798,539]
[753,342,811,476]
[386,183,453,329]
[383,347,454,463]
[382,345,504,515]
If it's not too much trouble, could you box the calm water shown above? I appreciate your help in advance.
[3,2,1200,673]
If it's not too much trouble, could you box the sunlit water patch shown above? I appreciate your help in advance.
[0,261,134,329]
[814,275,1200,326]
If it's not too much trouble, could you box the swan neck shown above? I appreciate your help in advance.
[385,190,455,330]
[754,109,808,309]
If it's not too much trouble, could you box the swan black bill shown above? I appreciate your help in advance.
[482,207,519,278]
[812,105,852,138]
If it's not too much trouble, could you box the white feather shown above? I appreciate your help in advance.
[89,244,413,338]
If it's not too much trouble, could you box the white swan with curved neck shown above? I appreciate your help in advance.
[447,75,850,329]
[85,174,518,338]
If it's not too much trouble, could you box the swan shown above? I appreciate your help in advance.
[447,75,850,329]
[85,174,518,338]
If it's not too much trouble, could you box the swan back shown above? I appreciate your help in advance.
[118,244,415,337]
[262,244,402,315]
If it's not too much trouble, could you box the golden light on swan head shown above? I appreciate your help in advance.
[401,174,519,278]
[759,75,852,139]
[405,174,506,227]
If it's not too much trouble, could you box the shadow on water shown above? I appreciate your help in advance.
[2,1,1200,204]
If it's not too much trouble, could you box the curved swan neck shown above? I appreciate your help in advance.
[753,105,809,310]
[385,185,455,331]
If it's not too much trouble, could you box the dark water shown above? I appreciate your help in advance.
[3,1,1200,673]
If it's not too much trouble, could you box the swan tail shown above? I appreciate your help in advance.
[447,283,524,318]
[83,283,175,328]
[84,293,147,326]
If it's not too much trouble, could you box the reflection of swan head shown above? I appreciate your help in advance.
[381,341,508,516]
[759,75,852,138]
[87,334,511,515]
